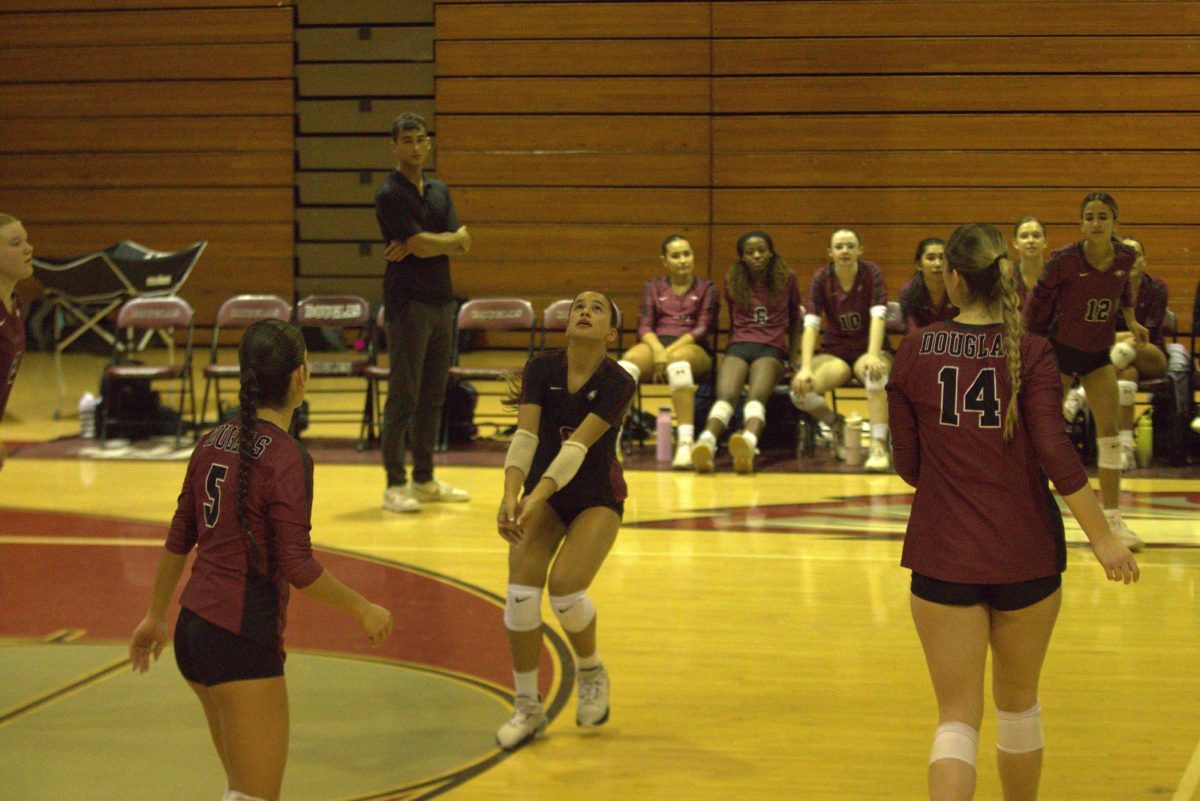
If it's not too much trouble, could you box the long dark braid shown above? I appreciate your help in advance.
[235,319,306,574]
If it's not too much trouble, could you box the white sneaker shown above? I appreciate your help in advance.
[576,665,610,727]
[382,485,420,513]
[409,478,470,503]
[691,439,714,473]
[1106,512,1145,553]
[1120,443,1136,472]
[1062,387,1086,422]
[728,432,755,475]
[671,440,693,470]
[496,695,547,750]
[864,440,891,472]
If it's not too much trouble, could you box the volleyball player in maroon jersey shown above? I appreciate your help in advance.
[1024,193,1148,551]
[691,231,800,474]
[888,223,1138,801]
[790,228,892,471]
[1111,236,1168,469]
[898,237,957,333]
[495,290,635,750]
[1010,216,1047,305]
[130,320,394,801]
[0,214,32,474]
[617,235,718,469]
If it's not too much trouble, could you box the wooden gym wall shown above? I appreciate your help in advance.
[435,0,1200,332]
[0,0,296,327]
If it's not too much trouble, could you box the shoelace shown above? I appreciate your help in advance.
[578,671,605,703]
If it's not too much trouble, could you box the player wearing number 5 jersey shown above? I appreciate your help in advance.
[130,320,393,801]
[888,223,1138,801]
[691,231,801,475]
[1023,192,1148,551]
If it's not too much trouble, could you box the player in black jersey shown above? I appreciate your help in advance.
[494,290,636,749]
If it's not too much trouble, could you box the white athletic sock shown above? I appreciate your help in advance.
[697,429,717,447]
[1120,430,1134,447]
[677,424,694,443]
[871,422,889,442]
[740,430,758,450]
[576,652,600,670]
[514,668,539,699]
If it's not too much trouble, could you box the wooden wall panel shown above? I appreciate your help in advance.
[296,63,434,97]
[711,1,1200,37]
[297,27,434,62]
[436,3,710,39]
[437,40,711,76]
[436,115,708,152]
[437,153,708,187]
[438,78,711,113]
[453,189,710,224]
[297,0,432,24]
[298,100,436,134]
[3,3,296,325]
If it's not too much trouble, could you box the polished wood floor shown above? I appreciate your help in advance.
[2,353,1199,801]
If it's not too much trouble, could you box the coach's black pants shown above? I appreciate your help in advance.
[382,298,456,487]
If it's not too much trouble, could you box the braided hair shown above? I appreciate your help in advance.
[236,319,306,571]
[729,230,789,305]
[944,223,1024,441]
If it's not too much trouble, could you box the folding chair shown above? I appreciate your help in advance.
[199,295,293,429]
[294,295,372,433]
[443,298,537,447]
[99,296,196,448]
[360,305,389,449]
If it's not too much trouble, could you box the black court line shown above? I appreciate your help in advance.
[0,655,129,728]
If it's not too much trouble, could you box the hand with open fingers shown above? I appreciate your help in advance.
[129,614,167,672]
[515,495,544,532]
[497,495,522,544]
[1092,535,1140,584]
[360,603,394,646]
[456,226,471,254]
[860,354,887,380]
[384,239,408,262]
[652,349,668,382]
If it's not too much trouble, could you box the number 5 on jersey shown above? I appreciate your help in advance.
[203,463,230,527]
[938,367,1002,428]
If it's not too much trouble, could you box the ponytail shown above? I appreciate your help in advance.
[237,367,265,572]
[996,257,1024,441]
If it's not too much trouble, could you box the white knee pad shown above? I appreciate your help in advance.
[996,702,1044,754]
[549,589,596,633]
[1110,341,1137,370]
[864,371,889,392]
[504,584,543,632]
[225,792,268,801]
[666,360,694,391]
[791,390,825,412]
[617,359,641,384]
[1117,380,1137,407]
[709,399,734,427]
[743,399,766,425]
[1097,435,1122,470]
[930,721,979,767]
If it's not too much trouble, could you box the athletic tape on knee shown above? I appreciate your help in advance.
[743,400,766,424]
[709,399,734,427]
[793,390,824,412]
[929,722,979,767]
[1097,435,1122,470]
[1110,341,1137,370]
[804,313,822,331]
[617,359,641,384]
[870,304,888,320]
[666,360,694,391]
[549,589,596,633]
[504,429,539,478]
[543,440,588,490]
[1117,380,1137,407]
[864,371,889,392]
[996,702,1044,754]
[504,584,544,632]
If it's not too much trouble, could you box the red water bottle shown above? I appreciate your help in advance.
[655,406,673,462]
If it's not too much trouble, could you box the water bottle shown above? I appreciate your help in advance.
[655,406,673,462]
[78,392,98,439]
[844,412,863,466]
[1134,411,1153,468]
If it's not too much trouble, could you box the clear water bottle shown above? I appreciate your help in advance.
[1134,411,1153,468]
[655,406,673,462]
[78,392,99,439]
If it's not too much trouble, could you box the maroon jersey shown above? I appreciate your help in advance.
[0,295,24,421]
[1024,241,1135,353]
[166,420,324,655]
[1115,271,1168,347]
[519,350,635,506]
[724,268,802,352]
[887,322,1089,584]
[636,276,719,350]
[898,276,958,333]
[808,260,888,361]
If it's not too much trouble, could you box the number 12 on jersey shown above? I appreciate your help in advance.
[938,367,1002,428]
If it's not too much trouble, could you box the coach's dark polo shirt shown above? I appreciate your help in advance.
[374,170,459,311]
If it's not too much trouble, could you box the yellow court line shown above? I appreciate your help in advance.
[0,655,129,729]
[0,536,162,547]
[1173,733,1200,801]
